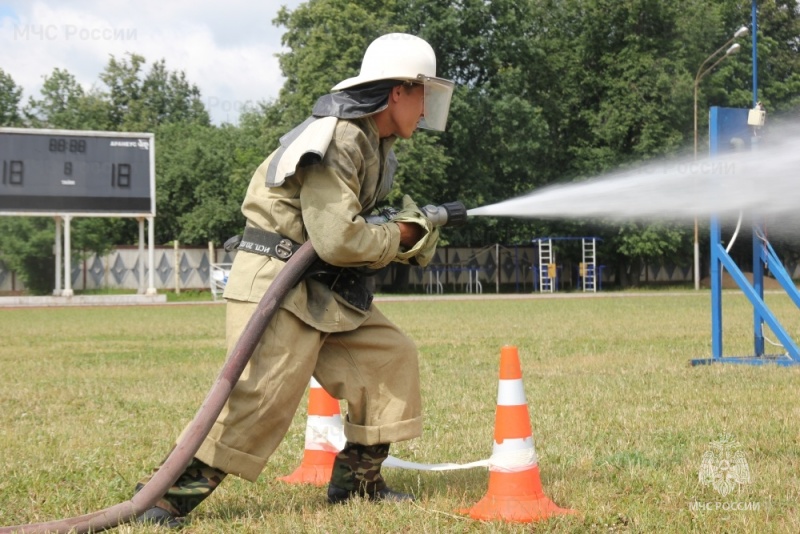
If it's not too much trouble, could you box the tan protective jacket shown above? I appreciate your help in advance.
[223,116,402,332]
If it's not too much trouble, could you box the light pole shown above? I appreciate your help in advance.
[692,26,748,290]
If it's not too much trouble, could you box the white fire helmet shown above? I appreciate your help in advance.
[332,33,455,131]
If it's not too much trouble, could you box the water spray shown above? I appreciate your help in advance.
[0,201,466,534]
[467,121,800,239]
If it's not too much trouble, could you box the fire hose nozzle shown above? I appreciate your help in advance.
[366,200,468,228]
[420,201,468,227]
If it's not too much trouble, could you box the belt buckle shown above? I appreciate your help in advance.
[275,238,294,259]
[224,235,241,252]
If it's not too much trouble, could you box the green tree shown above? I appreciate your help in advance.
[235,100,289,167]
[23,68,111,129]
[400,0,712,281]
[0,68,23,126]
[153,121,250,246]
[540,0,700,285]
[718,0,800,117]
[611,222,688,286]
[0,218,56,295]
[100,53,210,132]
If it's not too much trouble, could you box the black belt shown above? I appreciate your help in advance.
[224,228,372,310]
[224,227,301,260]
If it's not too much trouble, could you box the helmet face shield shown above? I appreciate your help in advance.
[417,75,454,131]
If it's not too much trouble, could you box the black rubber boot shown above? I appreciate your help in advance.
[134,457,227,528]
[327,442,415,504]
[136,506,183,529]
[327,483,415,504]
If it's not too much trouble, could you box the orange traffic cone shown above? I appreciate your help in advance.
[462,345,577,522]
[278,377,344,486]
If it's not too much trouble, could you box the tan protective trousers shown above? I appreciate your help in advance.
[189,300,422,481]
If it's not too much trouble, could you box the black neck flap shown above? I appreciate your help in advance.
[312,80,402,119]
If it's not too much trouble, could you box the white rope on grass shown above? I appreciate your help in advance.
[385,447,537,472]
[308,411,540,472]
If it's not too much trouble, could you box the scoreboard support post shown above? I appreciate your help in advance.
[54,216,62,295]
[138,218,145,295]
[63,214,74,297]
[147,216,156,295]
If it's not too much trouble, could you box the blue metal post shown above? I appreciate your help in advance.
[752,222,765,356]
[750,0,765,356]
[708,107,723,359]
[752,0,758,107]
[710,214,723,359]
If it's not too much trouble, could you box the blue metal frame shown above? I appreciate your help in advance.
[690,106,800,366]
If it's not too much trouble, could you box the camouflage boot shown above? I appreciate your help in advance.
[134,457,227,528]
[327,442,414,504]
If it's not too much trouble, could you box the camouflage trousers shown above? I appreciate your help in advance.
[134,457,227,517]
[330,441,390,494]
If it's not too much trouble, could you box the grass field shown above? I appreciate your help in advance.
[1,291,799,533]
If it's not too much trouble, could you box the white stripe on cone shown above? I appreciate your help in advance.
[304,414,345,452]
[490,437,538,472]
[496,378,527,405]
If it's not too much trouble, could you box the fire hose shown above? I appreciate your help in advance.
[1,201,466,534]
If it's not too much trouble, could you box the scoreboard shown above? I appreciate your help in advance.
[0,128,155,216]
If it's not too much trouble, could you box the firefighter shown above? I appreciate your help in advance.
[136,33,454,527]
